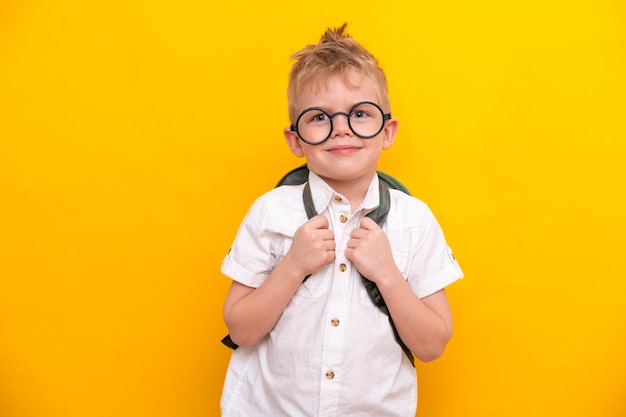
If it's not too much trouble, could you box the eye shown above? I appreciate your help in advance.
[351,106,373,120]
[350,103,382,124]
[305,110,329,124]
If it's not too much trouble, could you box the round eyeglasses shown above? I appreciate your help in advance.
[290,101,391,145]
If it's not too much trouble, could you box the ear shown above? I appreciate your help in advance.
[381,118,398,150]
[284,126,305,158]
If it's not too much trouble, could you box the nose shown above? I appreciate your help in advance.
[330,112,352,138]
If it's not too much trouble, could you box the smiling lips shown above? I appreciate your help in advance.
[326,144,362,155]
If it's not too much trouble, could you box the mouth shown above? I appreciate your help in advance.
[326,145,362,155]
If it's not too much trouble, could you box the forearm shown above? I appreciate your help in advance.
[223,257,306,348]
[377,272,453,362]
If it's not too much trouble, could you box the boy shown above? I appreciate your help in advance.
[220,24,463,416]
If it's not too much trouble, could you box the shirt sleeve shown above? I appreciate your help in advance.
[221,198,278,288]
[406,205,464,298]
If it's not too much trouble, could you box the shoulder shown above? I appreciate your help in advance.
[387,189,436,226]
[243,184,308,228]
[255,183,306,210]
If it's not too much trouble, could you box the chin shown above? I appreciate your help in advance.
[319,169,372,183]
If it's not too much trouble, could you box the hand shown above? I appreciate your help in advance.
[345,217,397,284]
[285,215,335,278]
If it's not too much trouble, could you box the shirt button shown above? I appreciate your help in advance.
[339,263,347,272]
[326,371,335,380]
[339,214,348,223]
[333,195,342,202]
[331,317,340,327]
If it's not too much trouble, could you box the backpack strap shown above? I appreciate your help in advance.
[222,165,415,366]
[275,164,310,187]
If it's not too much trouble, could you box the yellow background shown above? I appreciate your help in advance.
[1,1,625,416]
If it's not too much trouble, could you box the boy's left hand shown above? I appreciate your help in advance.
[345,217,398,284]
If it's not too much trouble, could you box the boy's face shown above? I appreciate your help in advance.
[283,70,397,188]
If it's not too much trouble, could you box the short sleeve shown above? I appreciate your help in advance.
[405,205,463,298]
[221,198,278,288]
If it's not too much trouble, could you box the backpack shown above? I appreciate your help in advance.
[222,164,415,366]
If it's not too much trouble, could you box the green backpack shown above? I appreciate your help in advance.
[222,164,415,366]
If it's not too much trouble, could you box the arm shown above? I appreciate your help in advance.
[377,281,452,362]
[223,215,335,348]
[345,217,453,362]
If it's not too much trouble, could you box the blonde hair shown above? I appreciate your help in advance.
[287,23,390,123]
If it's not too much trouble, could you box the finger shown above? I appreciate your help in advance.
[348,232,360,243]
[308,214,329,229]
[359,217,378,230]
[349,227,366,240]
[320,230,335,241]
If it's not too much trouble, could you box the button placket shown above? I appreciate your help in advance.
[320,193,352,391]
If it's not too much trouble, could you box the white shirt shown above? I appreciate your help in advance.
[220,172,463,417]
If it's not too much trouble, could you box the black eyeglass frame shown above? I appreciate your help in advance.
[289,101,392,145]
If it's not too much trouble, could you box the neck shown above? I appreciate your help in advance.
[319,173,375,213]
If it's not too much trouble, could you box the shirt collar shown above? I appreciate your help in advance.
[307,171,380,214]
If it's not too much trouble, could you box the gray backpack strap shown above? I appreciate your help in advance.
[276,164,310,187]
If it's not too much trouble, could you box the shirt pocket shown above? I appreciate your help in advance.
[277,237,331,299]
[294,269,332,299]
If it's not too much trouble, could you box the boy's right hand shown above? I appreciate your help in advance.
[285,214,335,278]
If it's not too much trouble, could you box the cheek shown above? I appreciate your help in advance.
[301,149,320,166]
[364,137,386,152]
[300,149,326,171]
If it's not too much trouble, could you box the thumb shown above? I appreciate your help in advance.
[308,214,329,229]
[359,216,379,230]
